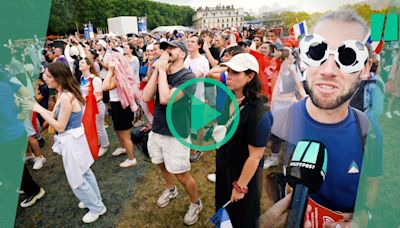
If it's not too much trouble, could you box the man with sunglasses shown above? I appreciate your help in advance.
[262,10,376,227]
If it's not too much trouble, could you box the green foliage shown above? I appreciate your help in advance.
[244,15,256,21]
[47,0,195,35]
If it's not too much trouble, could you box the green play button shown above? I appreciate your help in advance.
[166,78,240,151]
[191,95,221,133]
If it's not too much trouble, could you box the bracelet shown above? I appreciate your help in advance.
[232,181,248,194]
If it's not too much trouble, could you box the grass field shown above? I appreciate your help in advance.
[14,116,276,228]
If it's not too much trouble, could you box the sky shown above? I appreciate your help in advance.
[152,0,367,14]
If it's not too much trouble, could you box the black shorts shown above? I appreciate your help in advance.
[110,101,133,131]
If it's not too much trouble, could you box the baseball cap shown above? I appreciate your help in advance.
[97,39,107,48]
[160,41,188,57]
[220,53,259,73]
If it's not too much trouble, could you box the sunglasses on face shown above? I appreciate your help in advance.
[299,34,369,74]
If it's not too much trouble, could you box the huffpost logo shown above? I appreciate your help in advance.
[290,141,327,176]
[371,13,399,41]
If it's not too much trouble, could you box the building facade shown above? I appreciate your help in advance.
[192,5,245,30]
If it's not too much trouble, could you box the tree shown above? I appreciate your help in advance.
[47,0,195,35]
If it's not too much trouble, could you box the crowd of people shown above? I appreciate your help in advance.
[1,8,398,227]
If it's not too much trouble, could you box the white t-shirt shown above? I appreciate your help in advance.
[109,88,120,102]
[80,74,102,98]
[184,54,210,101]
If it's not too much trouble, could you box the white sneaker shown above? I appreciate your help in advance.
[393,110,400,117]
[207,173,216,183]
[263,156,279,169]
[33,156,46,170]
[112,147,127,156]
[78,202,86,209]
[20,187,45,208]
[183,200,203,225]
[82,207,107,223]
[98,147,108,157]
[119,158,137,168]
[157,187,178,207]
[386,111,393,119]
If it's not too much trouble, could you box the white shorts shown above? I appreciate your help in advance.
[147,131,190,174]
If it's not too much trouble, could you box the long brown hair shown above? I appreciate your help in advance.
[82,57,99,77]
[47,62,85,105]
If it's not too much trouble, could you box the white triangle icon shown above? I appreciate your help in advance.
[348,161,359,174]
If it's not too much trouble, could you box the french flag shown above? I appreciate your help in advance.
[209,203,233,228]
[290,21,308,39]
[364,31,384,54]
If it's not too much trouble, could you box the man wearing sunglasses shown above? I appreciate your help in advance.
[262,10,377,227]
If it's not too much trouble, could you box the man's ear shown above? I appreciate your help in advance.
[360,58,373,80]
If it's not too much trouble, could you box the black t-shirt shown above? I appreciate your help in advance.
[152,68,195,137]
[205,47,221,89]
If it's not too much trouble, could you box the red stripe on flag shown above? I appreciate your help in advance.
[82,78,100,161]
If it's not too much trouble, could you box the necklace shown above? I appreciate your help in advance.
[236,96,245,102]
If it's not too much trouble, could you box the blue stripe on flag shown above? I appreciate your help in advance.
[299,22,305,35]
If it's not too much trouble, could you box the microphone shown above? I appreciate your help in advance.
[286,140,328,228]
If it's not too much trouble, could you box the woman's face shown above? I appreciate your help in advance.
[258,43,270,55]
[43,69,59,89]
[226,68,254,92]
[221,52,232,62]
[79,59,90,72]
[123,45,131,55]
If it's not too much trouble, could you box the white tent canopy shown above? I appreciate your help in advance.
[151,26,194,33]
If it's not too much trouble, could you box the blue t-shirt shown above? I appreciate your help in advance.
[0,68,26,143]
[285,99,363,212]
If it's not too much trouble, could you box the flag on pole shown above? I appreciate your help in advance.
[82,78,99,160]
[250,50,282,101]
[290,21,308,39]
[209,202,233,228]
[364,31,384,55]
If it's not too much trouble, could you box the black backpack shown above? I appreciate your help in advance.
[350,78,384,112]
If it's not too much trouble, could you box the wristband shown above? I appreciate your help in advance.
[232,181,248,194]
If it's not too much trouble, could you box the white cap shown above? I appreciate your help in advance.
[220,53,259,73]
[98,39,107,48]
[70,46,79,57]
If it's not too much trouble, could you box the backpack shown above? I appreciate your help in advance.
[350,76,385,112]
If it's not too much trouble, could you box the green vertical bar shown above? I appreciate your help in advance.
[370,14,385,41]
[292,141,308,162]
[0,1,52,227]
[302,142,319,164]
[383,14,399,41]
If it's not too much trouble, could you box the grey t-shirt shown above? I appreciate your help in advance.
[152,67,195,137]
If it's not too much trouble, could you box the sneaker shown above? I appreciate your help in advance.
[207,173,216,183]
[157,187,178,208]
[112,147,127,156]
[183,200,203,225]
[190,150,203,162]
[78,202,86,209]
[386,111,393,119]
[263,156,279,170]
[24,154,35,163]
[20,187,45,208]
[82,206,107,223]
[33,156,46,170]
[98,147,108,157]
[119,158,137,168]
[393,110,400,117]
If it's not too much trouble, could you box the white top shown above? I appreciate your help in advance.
[184,54,210,101]
[99,51,112,79]
[80,74,102,98]
[109,88,120,102]
[129,55,140,84]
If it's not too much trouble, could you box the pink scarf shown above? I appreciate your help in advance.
[111,52,139,112]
